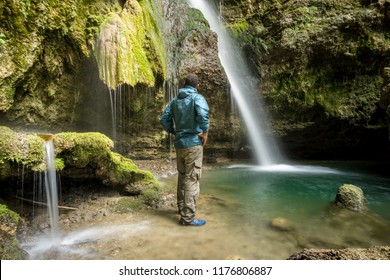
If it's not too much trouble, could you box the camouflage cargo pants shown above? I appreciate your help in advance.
[176,145,203,223]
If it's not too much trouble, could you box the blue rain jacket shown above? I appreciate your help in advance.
[160,85,209,149]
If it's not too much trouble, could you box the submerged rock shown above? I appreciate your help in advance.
[269,217,295,232]
[334,184,368,212]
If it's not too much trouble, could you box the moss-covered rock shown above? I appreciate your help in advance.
[54,131,159,192]
[54,132,114,168]
[334,184,368,212]
[0,126,46,178]
[0,127,159,194]
[0,204,26,260]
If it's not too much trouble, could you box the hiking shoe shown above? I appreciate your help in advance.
[179,219,206,226]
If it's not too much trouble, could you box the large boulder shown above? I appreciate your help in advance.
[334,184,368,212]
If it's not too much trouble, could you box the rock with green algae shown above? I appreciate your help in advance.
[334,184,368,212]
[0,126,46,179]
[94,0,167,89]
[0,204,27,260]
[0,127,159,194]
[53,132,159,192]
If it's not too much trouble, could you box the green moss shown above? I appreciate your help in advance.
[0,0,121,115]
[114,197,144,213]
[114,182,167,209]
[0,126,45,174]
[138,0,167,79]
[140,185,162,206]
[0,204,20,225]
[271,67,382,124]
[0,128,158,195]
[55,158,65,171]
[227,21,249,36]
[107,152,157,186]
[0,204,25,260]
[53,132,158,189]
[54,132,114,168]
[1,0,167,130]
[0,33,5,46]
[94,0,167,89]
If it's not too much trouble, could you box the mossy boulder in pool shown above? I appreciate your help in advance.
[334,184,368,212]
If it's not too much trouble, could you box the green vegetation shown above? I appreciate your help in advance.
[0,126,45,176]
[0,204,25,260]
[54,132,114,168]
[0,128,159,194]
[94,0,167,89]
[224,0,388,127]
[115,197,144,213]
[0,33,5,46]
[0,0,166,126]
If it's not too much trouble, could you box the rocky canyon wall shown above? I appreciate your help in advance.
[1,0,389,160]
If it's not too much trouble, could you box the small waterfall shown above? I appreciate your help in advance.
[38,134,60,240]
[104,84,159,153]
[188,0,281,166]
[163,80,179,166]
[109,88,118,143]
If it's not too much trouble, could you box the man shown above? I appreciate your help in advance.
[160,73,209,226]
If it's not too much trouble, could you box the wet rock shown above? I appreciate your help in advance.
[269,217,295,232]
[288,246,390,260]
[334,184,368,212]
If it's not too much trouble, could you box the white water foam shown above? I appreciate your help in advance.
[227,163,342,174]
[23,221,150,259]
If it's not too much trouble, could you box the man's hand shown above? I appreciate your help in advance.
[197,132,208,146]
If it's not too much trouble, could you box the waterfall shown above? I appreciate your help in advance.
[39,135,60,240]
[188,0,281,166]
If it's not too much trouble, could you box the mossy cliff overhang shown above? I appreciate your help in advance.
[94,0,167,89]
[0,0,166,128]
[0,0,95,112]
[0,127,158,191]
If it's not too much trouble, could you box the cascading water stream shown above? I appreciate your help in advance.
[38,134,60,241]
[188,0,281,166]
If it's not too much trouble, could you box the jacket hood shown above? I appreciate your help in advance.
[178,85,197,99]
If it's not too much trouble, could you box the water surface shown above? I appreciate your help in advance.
[195,160,390,254]
[22,160,390,260]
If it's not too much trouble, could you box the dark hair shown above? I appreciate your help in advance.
[184,73,199,88]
